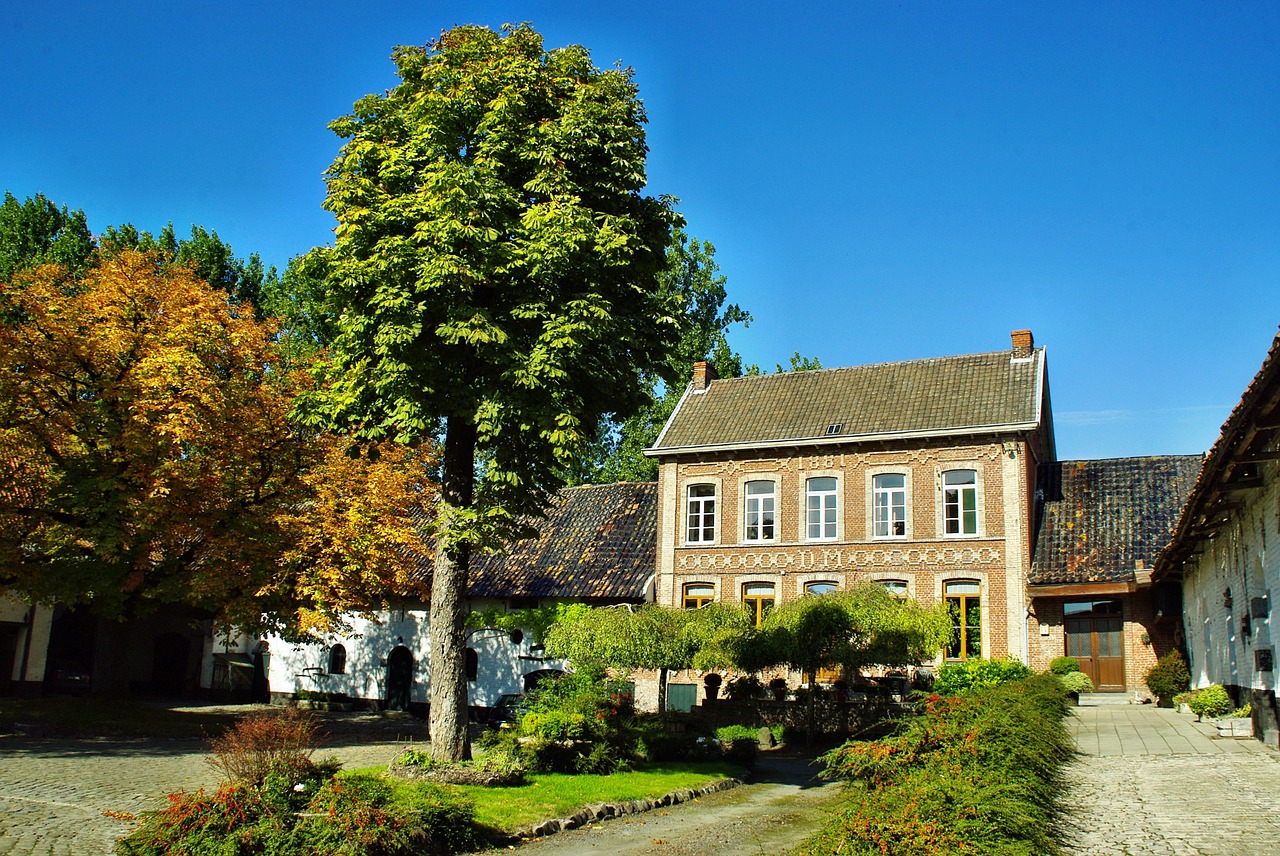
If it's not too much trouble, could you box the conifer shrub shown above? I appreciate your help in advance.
[1049,656,1081,676]
[797,674,1072,855]
[1059,671,1094,694]
[1186,684,1231,720]
[932,657,1033,695]
[1144,651,1191,703]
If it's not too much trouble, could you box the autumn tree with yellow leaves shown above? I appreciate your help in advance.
[0,251,435,660]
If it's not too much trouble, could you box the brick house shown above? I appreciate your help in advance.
[1026,456,1201,694]
[643,330,1054,700]
[1153,330,1280,744]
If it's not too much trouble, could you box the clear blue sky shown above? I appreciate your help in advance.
[4,2,1277,460]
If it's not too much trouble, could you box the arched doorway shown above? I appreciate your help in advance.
[385,645,414,711]
[151,632,191,697]
[522,668,565,694]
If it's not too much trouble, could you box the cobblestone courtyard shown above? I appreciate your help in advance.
[1065,704,1280,856]
[5,703,1280,855]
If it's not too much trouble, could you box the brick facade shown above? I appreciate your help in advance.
[654,437,1041,666]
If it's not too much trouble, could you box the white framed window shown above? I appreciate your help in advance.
[743,480,776,542]
[881,580,909,599]
[873,473,907,538]
[943,469,978,536]
[686,484,716,543]
[806,477,838,541]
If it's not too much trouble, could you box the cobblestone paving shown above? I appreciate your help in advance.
[1065,705,1280,856]
[0,734,410,855]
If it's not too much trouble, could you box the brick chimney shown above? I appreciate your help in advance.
[691,360,718,393]
[1011,329,1034,358]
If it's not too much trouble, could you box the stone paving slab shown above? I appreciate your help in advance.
[0,736,406,855]
[1065,705,1280,856]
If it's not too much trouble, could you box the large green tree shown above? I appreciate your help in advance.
[0,192,93,283]
[305,24,681,760]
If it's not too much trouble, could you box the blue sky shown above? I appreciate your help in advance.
[4,1,1277,460]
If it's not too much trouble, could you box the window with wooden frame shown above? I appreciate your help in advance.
[683,583,715,609]
[944,580,982,659]
[686,483,716,543]
[743,480,776,541]
[806,477,838,541]
[873,473,907,538]
[742,582,776,626]
[943,469,978,536]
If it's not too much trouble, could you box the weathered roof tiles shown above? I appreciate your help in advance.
[1030,456,1203,586]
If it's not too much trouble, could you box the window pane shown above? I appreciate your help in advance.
[882,580,908,598]
[945,580,981,596]
[806,582,837,595]
[744,583,775,597]
[690,484,715,497]
[944,470,976,486]
[686,584,713,598]
[808,477,836,492]
[875,473,904,489]
[746,480,772,495]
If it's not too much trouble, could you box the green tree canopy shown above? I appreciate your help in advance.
[305,23,682,761]
[0,192,93,282]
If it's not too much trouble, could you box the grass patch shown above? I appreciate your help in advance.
[0,697,240,739]
[369,761,738,833]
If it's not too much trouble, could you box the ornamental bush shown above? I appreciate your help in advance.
[1144,651,1191,702]
[932,657,1033,695]
[1059,671,1094,694]
[800,674,1072,856]
[1187,684,1232,720]
[1049,656,1081,676]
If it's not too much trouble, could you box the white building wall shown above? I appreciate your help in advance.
[1181,470,1278,701]
[264,603,567,708]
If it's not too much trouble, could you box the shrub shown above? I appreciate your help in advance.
[1144,651,1191,702]
[932,658,1033,695]
[1059,671,1094,694]
[715,724,759,744]
[514,666,634,774]
[1173,689,1197,708]
[725,675,764,699]
[1230,703,1252,719]
[206,708,320,787]
[1049,656,1081,676]
[1187,684,1231,720]
[801,674,1071,856]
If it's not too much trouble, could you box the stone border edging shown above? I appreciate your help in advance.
[502,776,743,842]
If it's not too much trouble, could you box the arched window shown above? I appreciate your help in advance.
[464,648,478,682]
[743,582,776,626]
[805,581,838,596]
[328,644,347,675]
[944,580,982,659]
[683,583,714,609]
[881,580,908,599]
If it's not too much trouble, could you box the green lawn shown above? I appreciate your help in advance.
[0,697,240,738]
[365,762,740,833]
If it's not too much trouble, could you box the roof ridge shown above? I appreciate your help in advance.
[705,346,1042,388]
[1050,454,1206,466]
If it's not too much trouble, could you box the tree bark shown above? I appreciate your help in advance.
[429,417,477,762]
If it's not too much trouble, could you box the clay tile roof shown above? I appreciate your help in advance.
[1029,456,1203,586]
[465,481,656,601]
[649,348,1044,453]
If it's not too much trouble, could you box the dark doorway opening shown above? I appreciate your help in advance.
[385,645,414,711]
[152,632,191,697]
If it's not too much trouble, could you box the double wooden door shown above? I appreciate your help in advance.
[1065,600,1125,691]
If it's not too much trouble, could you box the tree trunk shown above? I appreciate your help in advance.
[806,671,816,748]
[429,417,477,762]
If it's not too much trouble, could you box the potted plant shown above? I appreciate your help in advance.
[1059,670,1094,704]
[769,677,788,701]
[703,673,722,701]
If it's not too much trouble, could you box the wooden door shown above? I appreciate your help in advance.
[1066,612,1125,691]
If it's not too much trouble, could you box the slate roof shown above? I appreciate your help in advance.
[1029,456,1203,586]
[649,347,1045,453]
[465,481,656,601]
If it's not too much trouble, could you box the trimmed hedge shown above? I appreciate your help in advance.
[796,674,1073,855]
[932,657,1032,695]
